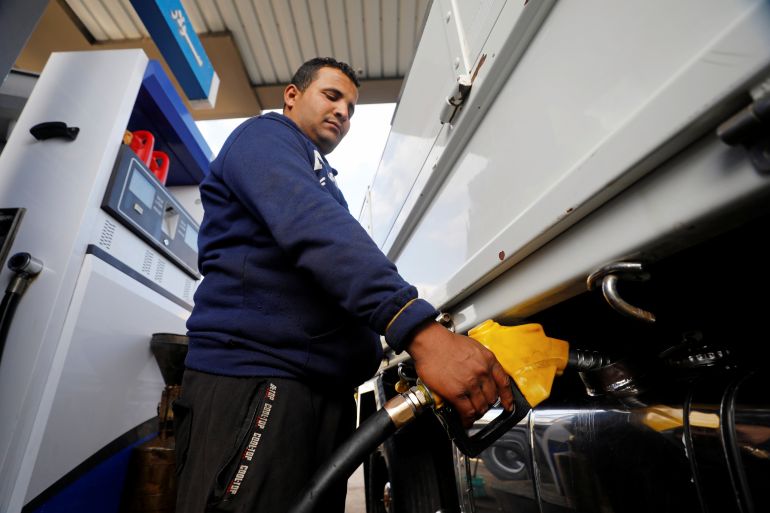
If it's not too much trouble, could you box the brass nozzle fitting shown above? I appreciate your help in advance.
[383,383,435,429]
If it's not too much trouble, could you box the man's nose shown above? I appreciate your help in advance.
[333,102,349,121]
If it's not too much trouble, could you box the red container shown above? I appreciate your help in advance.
[130,130,155,167]
[150,151,170,185]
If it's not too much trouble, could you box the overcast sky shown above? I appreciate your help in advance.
[195,103,396,218]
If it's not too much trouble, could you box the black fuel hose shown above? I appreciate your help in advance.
[288,350,614,512]
[0,253,43,366]
[0,290,22,361]
[288,385,434,513]
[288,407,395,513]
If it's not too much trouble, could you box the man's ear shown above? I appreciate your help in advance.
[284,84,300,110]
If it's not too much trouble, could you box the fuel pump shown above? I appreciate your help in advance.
[288,320,609,513]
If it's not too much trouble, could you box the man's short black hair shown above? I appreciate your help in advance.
[290,57,360,90]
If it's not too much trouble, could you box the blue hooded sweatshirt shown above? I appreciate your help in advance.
[185,112,438,387]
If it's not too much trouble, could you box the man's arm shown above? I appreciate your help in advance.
[223,117,512,423]
[406,321,515,427]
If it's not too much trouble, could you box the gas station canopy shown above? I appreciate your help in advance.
[15,0,430,120]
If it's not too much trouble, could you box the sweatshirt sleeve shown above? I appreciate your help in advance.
[219,117,437,352]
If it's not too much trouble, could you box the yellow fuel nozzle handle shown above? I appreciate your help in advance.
[377,322,572,461]
[468,320,569,408]
[397,321,568,408]
[428,320,570,457]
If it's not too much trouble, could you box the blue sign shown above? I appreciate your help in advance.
[130,0,219,107]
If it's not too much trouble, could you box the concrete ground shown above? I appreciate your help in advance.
[345,464,366,513]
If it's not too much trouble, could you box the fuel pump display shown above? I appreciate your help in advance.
[102,144,200,278]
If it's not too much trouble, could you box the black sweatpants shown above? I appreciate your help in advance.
[173,370,356,513]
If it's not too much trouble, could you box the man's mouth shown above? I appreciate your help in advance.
[324,120,341,135]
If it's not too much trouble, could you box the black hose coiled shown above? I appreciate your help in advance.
[288,408,397,513]
[568,348,612,371]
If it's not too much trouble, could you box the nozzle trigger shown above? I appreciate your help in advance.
[434,379,531,457]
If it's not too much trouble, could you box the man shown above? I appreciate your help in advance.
[174,57,513,513]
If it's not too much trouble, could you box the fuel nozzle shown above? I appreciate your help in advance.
[471,320,613,390]
[382,382,435,429]
[388,321,601,456]
[426,320,573,456]
[469,320,570,406]
[432,320,613,456]
[290,320,602,513]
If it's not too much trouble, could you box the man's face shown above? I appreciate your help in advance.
[283,67,358,155]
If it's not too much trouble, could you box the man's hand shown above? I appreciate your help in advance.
[406,321,515,428]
